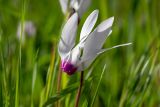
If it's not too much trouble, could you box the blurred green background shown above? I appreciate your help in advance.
[0,0,160,107]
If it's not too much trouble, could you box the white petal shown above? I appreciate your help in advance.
[58,13,78,59]
[70,45,82,65]
[24,21,36,36]
[78,51,97,71]
[79,41,131,71]
[78,43,132,70]
[77,0,91,17]
[59,0,68,14]
[70,0,79,10]
[80,17,114,67]
[97,17,114,32]
[79,10,99,47]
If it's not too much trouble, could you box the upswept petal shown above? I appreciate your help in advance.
[58,13,78,59]
[79,10,99,47]
[77,0,91,17]
[59,0,69,14]
[78,43,132,70]
[81,17,114,67]
[97,17,114,32]
[79,43,132,71]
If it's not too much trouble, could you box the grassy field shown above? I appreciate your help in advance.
[0,0,160,107]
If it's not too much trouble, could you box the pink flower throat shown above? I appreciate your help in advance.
[60,60,77,75]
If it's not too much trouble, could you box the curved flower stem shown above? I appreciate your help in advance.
[75,71,84,107]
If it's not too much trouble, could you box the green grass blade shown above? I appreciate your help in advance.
[15,0,25,105]
[15,62,19,107]
[31,63,37,107]
[43,82,79,106]
[45,47,55,100]
[90,64,106,107]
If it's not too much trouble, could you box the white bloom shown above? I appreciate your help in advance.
[17,21,36,42]
[58,10,131,75]
[59,0,91,17]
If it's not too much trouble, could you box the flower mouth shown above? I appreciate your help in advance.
[60,60,77,75]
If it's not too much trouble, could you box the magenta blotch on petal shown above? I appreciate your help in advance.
[61,60,77,75]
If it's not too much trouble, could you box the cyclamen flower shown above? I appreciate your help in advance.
[58,10,131,75]
[17,21,36,42]
[59,0,90,17]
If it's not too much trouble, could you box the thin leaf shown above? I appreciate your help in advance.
[90,64,106,106]
[43,82,79,106]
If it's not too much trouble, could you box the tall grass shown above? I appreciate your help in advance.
[0,0,160,107]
